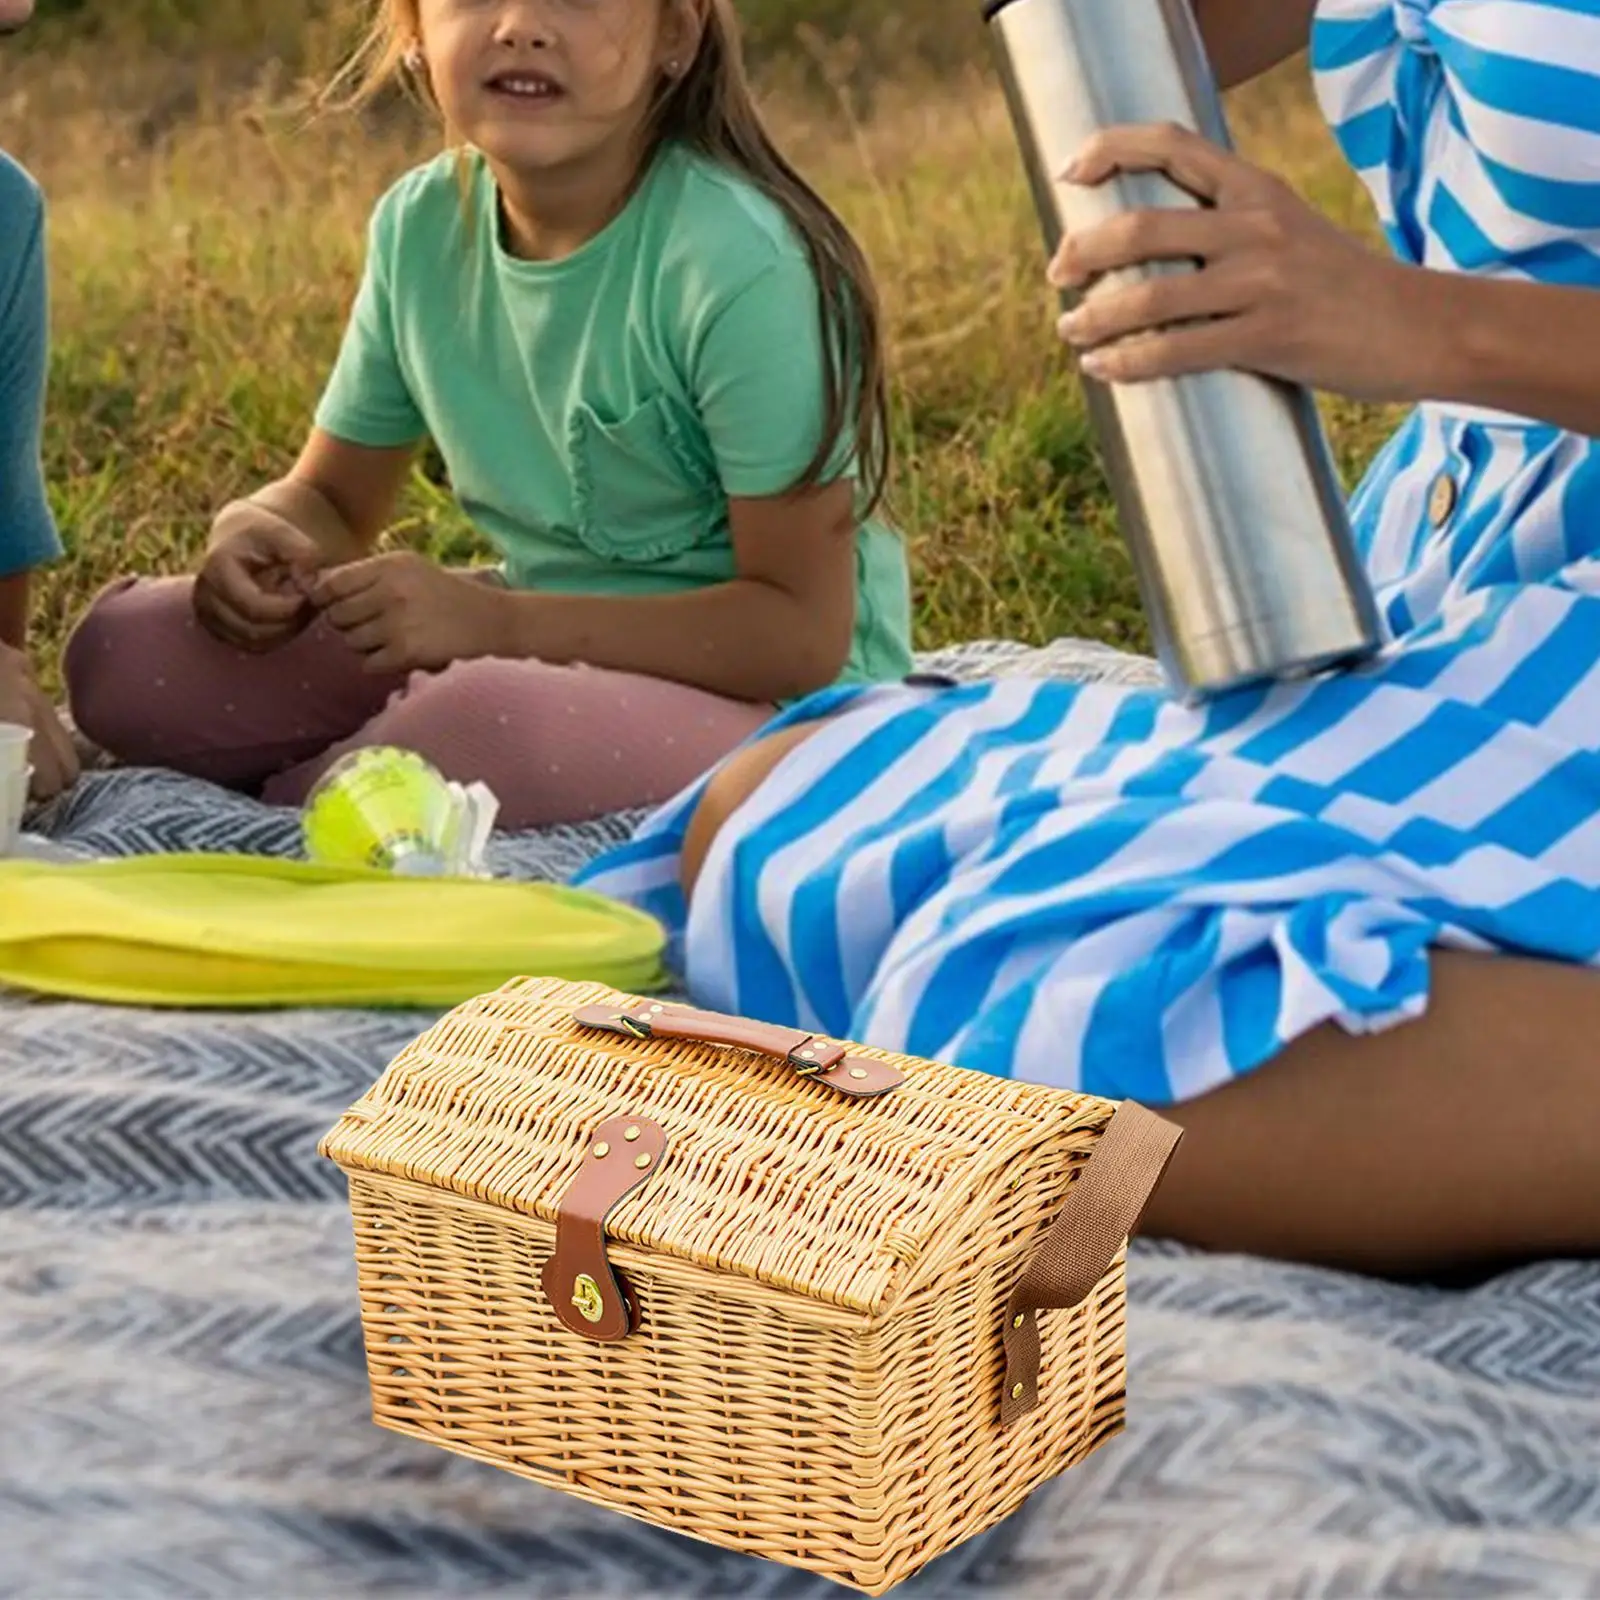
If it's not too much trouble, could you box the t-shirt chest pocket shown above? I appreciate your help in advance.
[567,393,720,563]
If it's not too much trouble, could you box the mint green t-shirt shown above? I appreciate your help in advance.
[315,143,912,688]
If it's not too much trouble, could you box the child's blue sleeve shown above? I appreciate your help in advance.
[0,158,62,579]
[687,250,860,500]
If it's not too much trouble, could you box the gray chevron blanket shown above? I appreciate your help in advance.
[4,639,1598,1599]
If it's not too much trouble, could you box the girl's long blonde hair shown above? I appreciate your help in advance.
[331,0,891,516]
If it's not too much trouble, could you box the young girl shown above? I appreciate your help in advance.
[0,0,79,800]
[65,0,911,828]
[579,0,1600,1275]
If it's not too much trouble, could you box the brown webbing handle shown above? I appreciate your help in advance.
[999,1102,1182,1427]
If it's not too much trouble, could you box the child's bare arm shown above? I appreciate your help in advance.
[490,478,860,703]
[223,428,417,566]
[0,571,27,651]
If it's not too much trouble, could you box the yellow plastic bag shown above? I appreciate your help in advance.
[0,853,666,1008]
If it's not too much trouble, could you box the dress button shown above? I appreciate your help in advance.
[1428,471,1459,528]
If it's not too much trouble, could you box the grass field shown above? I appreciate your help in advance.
[8,2,1400,683]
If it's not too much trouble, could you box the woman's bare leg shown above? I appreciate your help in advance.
[681,725,1600,1274]
[680,719,830,899]
[1143,951,1600,1274]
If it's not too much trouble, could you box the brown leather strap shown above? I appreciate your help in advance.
[540,1115,668,1343]
[1000,1103,1182,1427]
[572,1002,905,1099]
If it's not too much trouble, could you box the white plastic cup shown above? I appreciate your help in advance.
[0,722,30,855]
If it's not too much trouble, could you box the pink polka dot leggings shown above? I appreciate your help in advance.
[64,577,778,830]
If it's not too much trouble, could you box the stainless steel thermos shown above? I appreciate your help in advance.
[985,0,1382,698]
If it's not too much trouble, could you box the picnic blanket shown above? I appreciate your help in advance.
[3,639,1598,1599]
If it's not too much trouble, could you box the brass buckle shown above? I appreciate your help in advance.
[571,1274,606,1324]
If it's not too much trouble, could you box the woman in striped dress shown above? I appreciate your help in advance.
[578,0,1600,1273]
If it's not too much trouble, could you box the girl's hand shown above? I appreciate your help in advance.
[195,502,323,653]
[311,553,512,675]
[1049,123,1425,400]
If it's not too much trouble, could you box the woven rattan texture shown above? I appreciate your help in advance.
[324,978,1130,1593]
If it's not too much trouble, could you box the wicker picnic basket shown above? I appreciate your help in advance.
[319,976,1181,1595]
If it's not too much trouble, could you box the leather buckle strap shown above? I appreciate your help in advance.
[541,1114,668,1343]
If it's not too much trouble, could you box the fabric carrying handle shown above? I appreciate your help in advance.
[572,1002,905,1099]
[1000,1102,1182,1427]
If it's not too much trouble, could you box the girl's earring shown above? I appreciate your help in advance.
[403,45,426,73]
[665,59,681,77]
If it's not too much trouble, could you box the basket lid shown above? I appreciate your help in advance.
[320,977,1116,1318]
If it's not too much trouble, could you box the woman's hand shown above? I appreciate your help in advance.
[311,553,512,675]
[1049,123,1427,400]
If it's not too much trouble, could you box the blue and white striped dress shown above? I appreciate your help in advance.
[577,0,1600,1105]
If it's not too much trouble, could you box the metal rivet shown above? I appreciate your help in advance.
[849,1068,869,1080]
[799,1049,815,1060]
[624,1125,641,1141]
[649,1004,665,1013]
[635,1153,652,1170]
[1012,1314,1026,1329]
[593,1142,610,1158]
[1011,1383,1025,1400]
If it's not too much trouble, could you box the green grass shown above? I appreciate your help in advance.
[13,4,1403,683]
